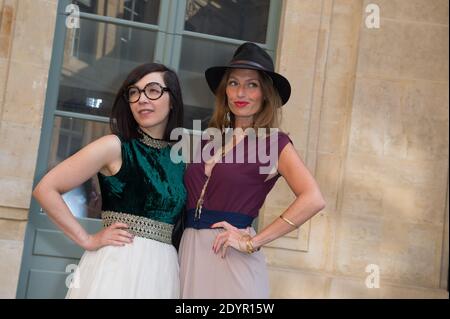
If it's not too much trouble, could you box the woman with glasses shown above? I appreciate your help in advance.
[33,63,186,298]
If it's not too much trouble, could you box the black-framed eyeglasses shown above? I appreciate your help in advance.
[125,82,170,103]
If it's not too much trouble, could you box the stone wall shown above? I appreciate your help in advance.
[0,0,57,298]
[262,0,449,298]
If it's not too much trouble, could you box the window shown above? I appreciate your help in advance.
[185,0,271,43]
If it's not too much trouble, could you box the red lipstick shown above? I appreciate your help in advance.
[234,101,249,108]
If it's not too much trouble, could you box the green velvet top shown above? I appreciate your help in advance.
[97,133,186,225]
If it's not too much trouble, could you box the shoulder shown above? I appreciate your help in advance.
[265,130,292,156]
[276,131,292,145]
[84,134,122,158]
[265,130,292,142]
[95,134,122,149]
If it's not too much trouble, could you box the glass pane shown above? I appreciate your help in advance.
[72,0,161,25]
[185,0,270,43]
[48,116,111,219]
[58,18,157,117]
[179,37,240,130]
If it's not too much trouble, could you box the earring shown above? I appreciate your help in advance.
[222,110,231,134]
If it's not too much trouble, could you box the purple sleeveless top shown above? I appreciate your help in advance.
[184,132,292,220]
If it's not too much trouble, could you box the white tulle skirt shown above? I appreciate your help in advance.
[66,236,179,299]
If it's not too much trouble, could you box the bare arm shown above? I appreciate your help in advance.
[33,134,133,251]
[250,143,326,248]
[212,143,326,256]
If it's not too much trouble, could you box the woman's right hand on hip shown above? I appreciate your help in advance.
[82,222,134,251]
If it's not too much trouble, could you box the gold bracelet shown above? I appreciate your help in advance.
[246,239,258,254]
[279,215,297,228]
[247,238,259,254]
[240,234,258,254]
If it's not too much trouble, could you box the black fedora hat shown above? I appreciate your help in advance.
[205,42,291,106]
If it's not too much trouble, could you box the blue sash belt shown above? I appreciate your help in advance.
[185,208,254,230]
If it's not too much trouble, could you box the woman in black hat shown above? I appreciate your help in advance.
[178,42,326,298]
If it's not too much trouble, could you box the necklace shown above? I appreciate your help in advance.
[195,134,243,220]
[138,128,171,149]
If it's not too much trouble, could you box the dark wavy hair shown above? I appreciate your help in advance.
[110,63,184,141]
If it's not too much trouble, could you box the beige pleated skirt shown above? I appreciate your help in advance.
[179,227,269,299]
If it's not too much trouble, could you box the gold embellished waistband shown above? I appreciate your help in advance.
[101,211,173,245]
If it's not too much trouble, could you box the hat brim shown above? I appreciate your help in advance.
[205,65,291,106]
